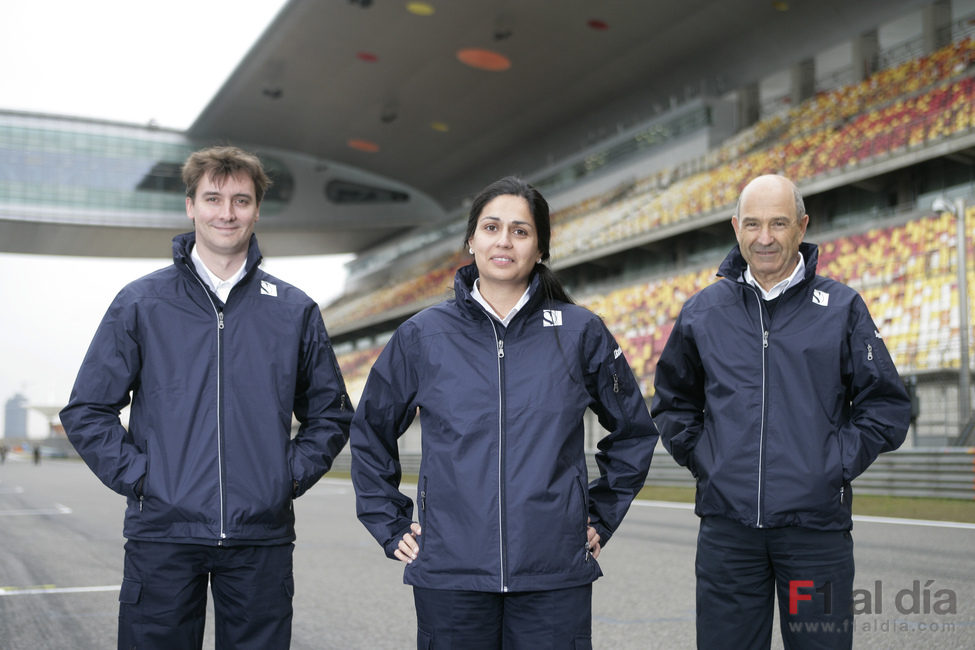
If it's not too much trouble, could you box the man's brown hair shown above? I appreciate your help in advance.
[182,146,272,204]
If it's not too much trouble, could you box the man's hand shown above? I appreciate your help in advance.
[587,521,602,559]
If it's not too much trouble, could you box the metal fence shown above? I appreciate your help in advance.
[845,447,975,500]
[331,447,975,501]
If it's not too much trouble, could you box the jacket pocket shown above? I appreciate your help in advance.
[863,335,894,373]
[418,475,428,552]
[607,361,634,430]
[137,446,150,512]
[687,446,701,479]
[575,475,591,561]
[118,578,142,605]
[822,429,847,506]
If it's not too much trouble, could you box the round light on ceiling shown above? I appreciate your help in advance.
[406,2,435,16]
[347,138,380,153]
[456,48,511,72]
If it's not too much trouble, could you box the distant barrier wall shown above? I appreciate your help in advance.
[330,447,975,501]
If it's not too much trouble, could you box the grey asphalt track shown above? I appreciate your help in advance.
[1,457,973,649]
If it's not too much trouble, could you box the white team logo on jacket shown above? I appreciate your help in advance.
[812,289,829,306]
[542,309,562,327]
[260,281,278,297]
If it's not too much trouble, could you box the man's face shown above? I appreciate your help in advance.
[732,177,808,290]
[186,172,259,260]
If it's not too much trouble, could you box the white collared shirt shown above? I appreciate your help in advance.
[471,279,532,327]
[191,245,247,303]
[743,252,806,300]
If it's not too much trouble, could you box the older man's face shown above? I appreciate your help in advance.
[732,178,808,291]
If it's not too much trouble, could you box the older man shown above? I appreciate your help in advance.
[651,174,911,649]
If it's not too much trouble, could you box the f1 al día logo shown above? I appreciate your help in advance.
[789,579,956,615]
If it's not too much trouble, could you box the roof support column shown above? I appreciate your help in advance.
[922,0,952,53]
[789,58,816,107]
[852,29,879,83]
[737,82,760,130]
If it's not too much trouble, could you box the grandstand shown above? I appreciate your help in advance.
[327,6,975,450]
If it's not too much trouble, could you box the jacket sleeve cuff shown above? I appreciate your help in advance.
[594,522,612,548]
[383,523,416,559]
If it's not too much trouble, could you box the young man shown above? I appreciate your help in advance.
[652,174,911,649]
[60,145,352,649]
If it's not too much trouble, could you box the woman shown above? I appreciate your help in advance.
[350,176,657,648]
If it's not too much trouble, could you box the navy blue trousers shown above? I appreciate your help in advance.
[695,516,854,650]
[412,584,593,649]
[117,540,294,650]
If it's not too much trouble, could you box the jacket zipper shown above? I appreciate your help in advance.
[491,323,508,592]
[186,263,228,543]
[216,310,226,543]
[749,287,768,528]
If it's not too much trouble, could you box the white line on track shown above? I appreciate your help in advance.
[851,514,975,530]
[632,500,694,511]
[0,503,72,516]
[0,585,120,597]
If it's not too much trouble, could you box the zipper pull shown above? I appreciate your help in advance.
[218,312,225,330]
[613,374,620,393]
[866,343,873,361]
[497,340,504,358]
[839,486,845,503]
[420,490,426,510]
[763,330,769,349]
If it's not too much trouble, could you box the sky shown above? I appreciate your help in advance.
[0,1,353,435]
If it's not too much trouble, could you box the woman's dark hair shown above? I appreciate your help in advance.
[464,176,574,304]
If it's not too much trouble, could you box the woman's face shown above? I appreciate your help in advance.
[468,194,541,292]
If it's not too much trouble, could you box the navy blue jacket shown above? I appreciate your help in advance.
[351,264,657,592]
[60,232,352,545]
[651,243,911,530]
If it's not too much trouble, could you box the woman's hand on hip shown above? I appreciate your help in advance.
[394,522,422,564]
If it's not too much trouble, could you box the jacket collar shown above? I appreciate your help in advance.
[717,241,819,287]
[172,231,263,283]
[454,262,544,322]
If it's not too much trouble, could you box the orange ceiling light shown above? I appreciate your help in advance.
[430,121,450,132]
[347,138,380,153]
[406,2,435,16]
[356,51,379,62]
[587,19,609,31]
[456,48,511,72]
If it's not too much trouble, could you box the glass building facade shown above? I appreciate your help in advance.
[0,111,291,228]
